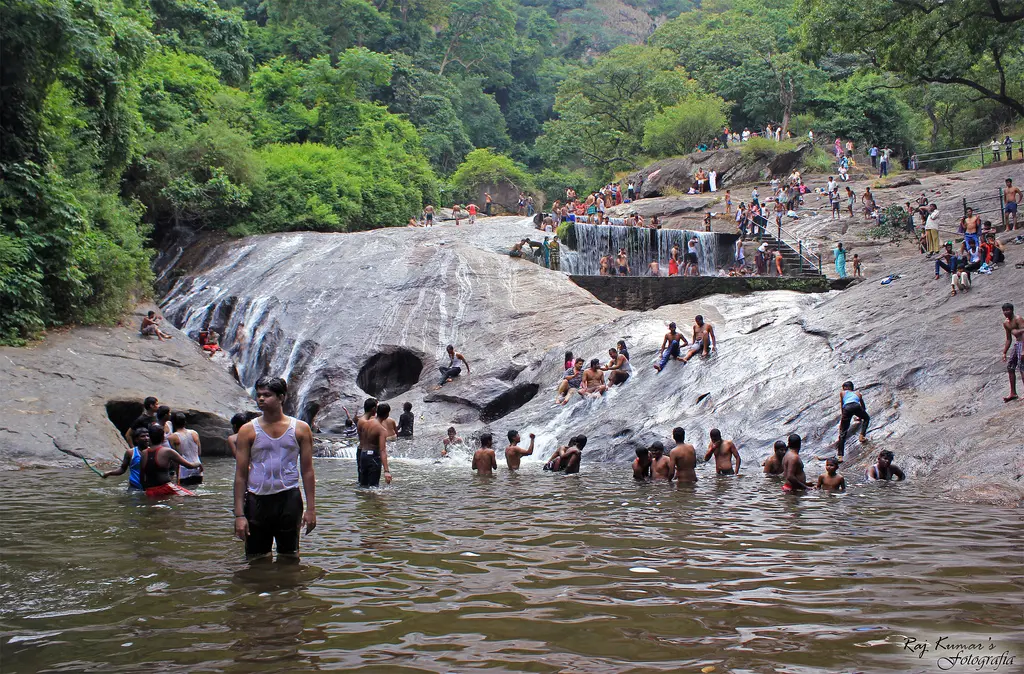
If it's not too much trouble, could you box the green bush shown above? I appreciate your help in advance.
[642,95,728,157]
[0,162,152,344]
[450,149,533,201]
[740,137,801,161]
[802,147,834,173]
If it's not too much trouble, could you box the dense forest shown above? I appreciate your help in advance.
[1,0,1022,342]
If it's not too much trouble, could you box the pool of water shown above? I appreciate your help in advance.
[1,457,1021,673]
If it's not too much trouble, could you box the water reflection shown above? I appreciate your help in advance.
[1,459,1021,673]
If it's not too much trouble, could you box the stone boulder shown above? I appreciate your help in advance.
[0,307,255,469]
[632,143,813,197]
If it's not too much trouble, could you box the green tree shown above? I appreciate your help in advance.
[150,0,252,85]
[536,45,690,170]
[643,95,729,157]
[429,0,517,82]
[450,148,532,198]
[800,0,1024,118]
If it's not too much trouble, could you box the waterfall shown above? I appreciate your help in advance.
[564,224,728,276]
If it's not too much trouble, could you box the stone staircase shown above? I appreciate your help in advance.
[742,231,825,278]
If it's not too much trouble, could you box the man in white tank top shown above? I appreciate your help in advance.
[233,376,316,560]
[168,412,203,486]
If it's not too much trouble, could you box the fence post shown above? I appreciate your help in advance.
[1000,187,1007,230]
[799,241,804,273]
[980,146,985,168]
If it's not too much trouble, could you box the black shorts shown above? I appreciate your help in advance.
[717,468,735,476]
[685,252,698,265]
[358,450,382,487]
[244,488,302,557]
[180,475,203,487]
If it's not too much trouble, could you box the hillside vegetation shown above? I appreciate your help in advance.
[1,0,1021,342]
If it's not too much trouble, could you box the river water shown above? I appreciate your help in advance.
[1,457,1021,673]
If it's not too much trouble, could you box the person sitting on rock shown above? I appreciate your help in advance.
[579,358,608,398]
[601,345,631,386]
[556,357,585,404]
[141,311,172,341]
[436,345,469,388]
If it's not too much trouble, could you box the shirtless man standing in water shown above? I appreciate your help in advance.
[357,398,392,487]
[1002,302,1024,402]
[650,441,673,480]
[472,433,497,476]
[668,427,697,482]
[780,433,813,492]
[704,428,741,475]
[505,430,535,470]
[762,440,787,475]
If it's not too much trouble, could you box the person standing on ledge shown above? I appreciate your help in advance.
[233,376,316,561]
[472,433,497,476]
[484,193,493,216]
[836,380,870,460]
[1002,302,1024,402]
[504,430,535,470]
[437,344,470,388]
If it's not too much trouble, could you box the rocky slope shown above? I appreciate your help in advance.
[0,308,254,469]
[157,201,1023,503]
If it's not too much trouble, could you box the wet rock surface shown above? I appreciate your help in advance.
[0,308,255,468]
[154,199,1024,503]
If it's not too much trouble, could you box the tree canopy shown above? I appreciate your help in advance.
[1,0,1020,342]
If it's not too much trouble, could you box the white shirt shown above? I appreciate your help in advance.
[925,210,940,231]
[827,179,837,194]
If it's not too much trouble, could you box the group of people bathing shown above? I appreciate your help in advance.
[630,428,903,492]
[101,396,205,497]
[555,341,632,404]
[553,316,717,404]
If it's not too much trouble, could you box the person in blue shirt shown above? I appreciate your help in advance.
[102,426,149,490]
[836,380,869,461]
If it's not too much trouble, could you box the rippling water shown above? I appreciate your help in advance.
[1,457,1021,673]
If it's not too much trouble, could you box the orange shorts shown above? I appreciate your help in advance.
[145,483,196,498]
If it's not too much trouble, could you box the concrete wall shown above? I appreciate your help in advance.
[569,275,830,311]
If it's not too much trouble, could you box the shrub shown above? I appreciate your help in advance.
[868,203,916,244]
[642,95,728,157]
[802,147,834,173]
[450,149,533,201]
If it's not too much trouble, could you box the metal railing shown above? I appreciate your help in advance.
[777,222,823,275]
[746,214,823,275]
[913,141,1023,168]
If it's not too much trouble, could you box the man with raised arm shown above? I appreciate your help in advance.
[233,376,317,561]
[505,430,535,471]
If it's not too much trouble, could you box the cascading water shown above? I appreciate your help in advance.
[561,224,728,276]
